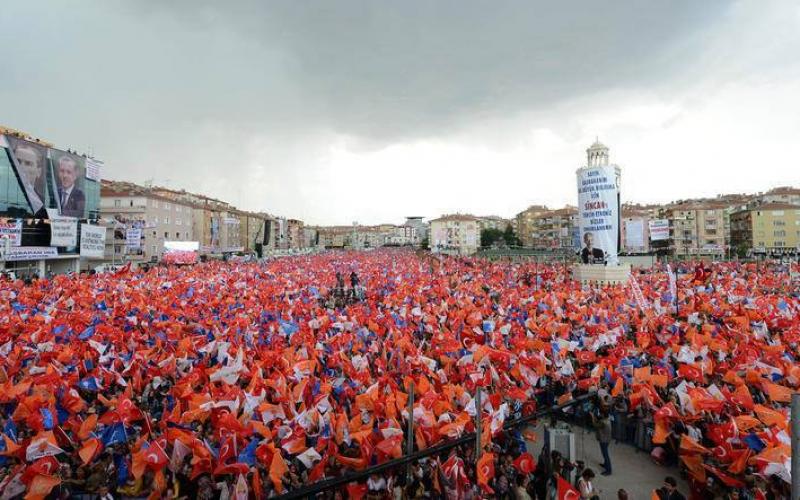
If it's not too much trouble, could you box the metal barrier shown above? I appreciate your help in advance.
[275,392,595,500]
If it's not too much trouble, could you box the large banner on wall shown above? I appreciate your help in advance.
[625,219,645,249]
[126,228,142,250]
[85,157,103,181]
[49,149,87,218]
[649,219,670,241]
[577,165,620,265]
[6,136,49,217]
[80,224,106,258]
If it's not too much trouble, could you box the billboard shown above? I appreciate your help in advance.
[50,149,87,218]
[85,157,103,182]
[50,217,78,247]
[6,137,49,217]
[577,165,620,265]
[4,246,58,261]
[624,219,645,249]
[649,219,670,241]
[163,241,199,265]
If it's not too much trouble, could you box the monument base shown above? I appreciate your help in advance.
[573,263,631,285]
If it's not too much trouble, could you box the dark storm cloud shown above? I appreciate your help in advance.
[0,1,733,221]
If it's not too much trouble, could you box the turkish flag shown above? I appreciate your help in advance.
[557,474,580,500]
[512,452,536,474]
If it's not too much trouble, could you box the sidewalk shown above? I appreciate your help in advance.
[524,423,689,499]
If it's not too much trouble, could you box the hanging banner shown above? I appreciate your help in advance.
[577,165,620,265]
[5,136,49,217]
[4,246,58,261]
[649,219,670,241]
[125,228,142,250]
[667,264,677,304]
[85,157,103,182]
[50,217,78,247]
[80,224,106,258]
[0,220,23,247]
[624,219,644,249]
[50,149,88,218]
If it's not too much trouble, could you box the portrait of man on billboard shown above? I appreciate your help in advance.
[53,152,86,218]
[9,139,48,217]
[580,231,606,264]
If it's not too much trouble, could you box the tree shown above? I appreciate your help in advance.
[481,228,504,247]
[421,236,429,250]
[502,225,521,247]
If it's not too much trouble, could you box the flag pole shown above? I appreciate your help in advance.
[406,382,415,484]
[792,393,800,500]
[475,387,482,460]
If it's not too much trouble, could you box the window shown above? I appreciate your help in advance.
[152,231,156,237]
[773,220,786,226]
[129,200,134,207]
[774,230,786,237]
[153,217,158,225]
[152,245,157,254]
[185,231,189,239]
[772,210,784,216]
[164,232,168,238]
[114,199,121,207]
[164,216,170,224]
[176,218,181,226]
[176,232,180,239]
[176,205,181,212]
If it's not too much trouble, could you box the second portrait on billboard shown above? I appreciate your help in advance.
[50,149,87,218]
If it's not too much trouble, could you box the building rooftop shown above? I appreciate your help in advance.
[429,214,480,223]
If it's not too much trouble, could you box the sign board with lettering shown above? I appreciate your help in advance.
[577,165,620,265]
[5,246,58,261]
[80,224,106,258]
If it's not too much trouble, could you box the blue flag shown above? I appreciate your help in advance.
[237,439,259,466]
[78,377,101,392]
[743,432,765,452]
[101,423,128,447]
[78,325,95,340]
[40,408,54,430]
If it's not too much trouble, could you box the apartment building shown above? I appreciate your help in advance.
[515,205,549,248]
[429,214,480,255]
[664,203,727,257]
[100,181,194,263]
[730,203,800,255]
[532,207,578,251]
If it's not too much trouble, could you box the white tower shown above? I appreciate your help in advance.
[586,138,610,167]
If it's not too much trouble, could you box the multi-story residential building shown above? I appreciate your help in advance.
[429,214,480,255]
[664,203,727,257]
[287,219,305,249]
[236,211,270,255]
[515,205,549,248]
[756,187,800,207]
[478,215,512,232]
[100,181,195,263]
[404,217,427,246]
[730,203,800,255]
[532,206,578,251]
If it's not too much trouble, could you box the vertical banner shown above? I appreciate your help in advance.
[577,165,620,265]
[624,219,644,249]
[667,264,677,305]
[85,157,103,181]
[50,149,87,218]
[125,228,142,250]
[5,136,49,217]
[50,217,78,247]
[0,220,23,246]
[80,224,106,258]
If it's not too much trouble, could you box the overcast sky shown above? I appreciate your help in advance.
[1,1,799,225]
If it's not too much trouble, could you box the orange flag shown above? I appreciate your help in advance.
[77,414,98,441]
[679,435,710,455]
[25,474,61,500]
[476,452,495,494]
[78,438,101,465]
[680,454,707,482]
[754,404,787,429]
[611,377,624,397]
[763,381,793,403]
[269,451,289,493]
[0,434,20,456]
[652,421,670,445]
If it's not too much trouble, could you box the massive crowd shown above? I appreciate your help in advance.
[0,250,798,499]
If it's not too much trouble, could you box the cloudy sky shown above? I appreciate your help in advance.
[1,1,799,225]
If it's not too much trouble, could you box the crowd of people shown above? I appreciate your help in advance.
[0,249,797,499]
